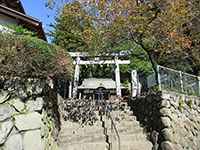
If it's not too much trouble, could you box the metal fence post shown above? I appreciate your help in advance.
[157,65,161,91]
[198,77,200,96]
[179,71,184,93]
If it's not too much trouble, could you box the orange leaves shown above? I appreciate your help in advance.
[168,31,192,49]
[149,0,193,55]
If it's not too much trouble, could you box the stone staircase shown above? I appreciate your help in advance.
[58,101,153,150]
[102,107,153,150]
[58,112,109,150]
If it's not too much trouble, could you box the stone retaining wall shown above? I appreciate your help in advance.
[0,77,60,150]
[160,91,200,150]
[130,91,200,150]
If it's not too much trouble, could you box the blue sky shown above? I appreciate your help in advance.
[21,0,58,41]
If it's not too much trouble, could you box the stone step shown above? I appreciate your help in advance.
[60,125,104,135]
[111,141,153,150]
[60,122,82,129]
[104,118,140,125]
[61,124,103,130]
[60,142,109,150]
[109,110,134,116]
[60,127,103,133]
[106,127,144,136]
[60,129,105,137]
[105,121,142,128]
[59,134,106,144]
[109,133,148,142]
[60,124,104,132]
[61,121,102,128]
[60,128,104,137]
[105,122,142,131]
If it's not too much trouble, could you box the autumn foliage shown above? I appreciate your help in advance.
[50,0,200,75]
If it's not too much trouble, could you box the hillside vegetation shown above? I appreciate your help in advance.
[0,32,73,79]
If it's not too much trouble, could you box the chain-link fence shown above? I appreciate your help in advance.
[182,72,199,96]
[148,65,200,96]
[158,66,183,93]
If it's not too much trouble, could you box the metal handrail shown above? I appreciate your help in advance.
[108,111,121,150]
[103,100,120,150]
[97,99,121,150]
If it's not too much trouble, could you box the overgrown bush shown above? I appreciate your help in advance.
[6,24,36,37]
[0,32,73,79]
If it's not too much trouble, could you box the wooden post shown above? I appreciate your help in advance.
[68,81,72,98]
[131,70,137,97]
[115,56,121,97]
[73,56,80,98]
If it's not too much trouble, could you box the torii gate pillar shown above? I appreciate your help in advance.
[115,56,122,97]
[72,56,80,98]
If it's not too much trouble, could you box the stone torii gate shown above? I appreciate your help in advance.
[68,52,138,98]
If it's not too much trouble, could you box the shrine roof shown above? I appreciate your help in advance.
[78,78,126,89]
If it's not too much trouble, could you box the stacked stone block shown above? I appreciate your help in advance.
[131,91,200,150]
[0,78,59,150]
[160,91,200,150]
